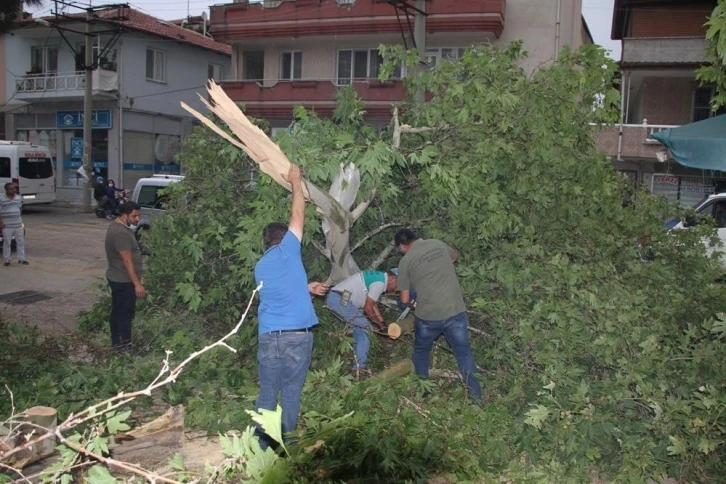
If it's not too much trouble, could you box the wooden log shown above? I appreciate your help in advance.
[109,405,184,468]
[371,358,414,382]
[387,315,415,339]
[0,406,57,469]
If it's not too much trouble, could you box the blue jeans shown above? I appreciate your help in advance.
[108,279,136,347]
[255,330,313,449]
[412,312,482,400]
[326,291,372,370]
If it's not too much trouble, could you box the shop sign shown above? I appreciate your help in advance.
[56,110,112,129]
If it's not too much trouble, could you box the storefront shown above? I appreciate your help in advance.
[650,172,726,207]
[11,106,189,203]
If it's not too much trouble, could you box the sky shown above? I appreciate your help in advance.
[29,0,622,60]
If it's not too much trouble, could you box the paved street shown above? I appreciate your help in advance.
[0,203,109,334]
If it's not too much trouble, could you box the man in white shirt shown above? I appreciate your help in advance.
[326,269,398,371]
[0,183,27,266]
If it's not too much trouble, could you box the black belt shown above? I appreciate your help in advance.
[267,327,314,334]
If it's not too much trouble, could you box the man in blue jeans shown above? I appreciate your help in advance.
[253,164,328,450]
[395,229,482,402]
[327,269,398,372]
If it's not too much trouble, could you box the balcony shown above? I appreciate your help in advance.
[14,69,119,101]
[621,37,707,67]
[221,78,406,118]
[210,0,506,41]
[594,120,678,160]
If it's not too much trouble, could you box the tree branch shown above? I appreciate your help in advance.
[305,181,348,232]
[391,106,443,148]
[350,188,377,222]
[0,285,262,480]
[311,239,328,257]
[368,240,396,270]
[351,223,403,253]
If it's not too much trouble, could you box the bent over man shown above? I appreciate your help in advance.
[327,270,398,371]
[395,229,482,402]
[253,164,328,449]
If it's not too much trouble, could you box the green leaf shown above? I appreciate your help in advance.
[169,452,185,471]
[106,410,132,435]
[246,405,287,454]
[667,436,687,456]
[697,437,717,455]
[524,404,550,430]
[86,465,118,484]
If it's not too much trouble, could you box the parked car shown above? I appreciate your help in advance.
[672,193,726,269]
[131,174,184,239]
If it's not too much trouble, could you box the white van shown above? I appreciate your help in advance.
[0,141,56,204]
[131,174,184,234]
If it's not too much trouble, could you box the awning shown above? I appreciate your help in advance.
[649,114,726,171]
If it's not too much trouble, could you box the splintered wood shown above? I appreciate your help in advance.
[180,80,310,199]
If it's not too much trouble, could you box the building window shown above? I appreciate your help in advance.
[243,51,264,80]
[336,49,402,85]
[692,86,726,122]
[423,47,466,70]
[146,48,166,82]
[75,39,117,72]
[208,63,224,81]
[280,51,302,80]
[30,46,58,75]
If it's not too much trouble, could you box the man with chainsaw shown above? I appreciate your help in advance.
[327,269,398,372]
[395,228,482,402]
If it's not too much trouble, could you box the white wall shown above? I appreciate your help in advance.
[500,0,584,71]
[120,32,231,118]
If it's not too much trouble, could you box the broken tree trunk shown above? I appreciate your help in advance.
[0,406,57,469]
[387,315,415,340]
[372,359,414,382]
[109,405,184,468]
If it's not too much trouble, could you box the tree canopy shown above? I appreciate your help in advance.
[697,0,726,108]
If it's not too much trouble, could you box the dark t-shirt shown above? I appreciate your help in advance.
[105,222,143,283]
[398,239,466,321]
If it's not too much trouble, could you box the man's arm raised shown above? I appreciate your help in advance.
[284,164,305,241]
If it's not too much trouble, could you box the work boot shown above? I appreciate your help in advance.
[18,260,29,265]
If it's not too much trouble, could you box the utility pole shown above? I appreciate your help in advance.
[82,7,93,212]
[413,0,426,104]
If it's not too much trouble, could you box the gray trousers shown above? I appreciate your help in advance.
[2,226,25,262]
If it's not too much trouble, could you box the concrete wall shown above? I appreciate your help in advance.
[119,33,231,118]
[500,0,583,71]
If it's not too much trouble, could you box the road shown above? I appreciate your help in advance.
[0,203,109,334]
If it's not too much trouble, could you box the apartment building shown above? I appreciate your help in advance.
[208,0,592,130]
[596,0,723,206]
[3,7,231,203]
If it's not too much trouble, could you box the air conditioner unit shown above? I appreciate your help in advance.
[337,0,355,4]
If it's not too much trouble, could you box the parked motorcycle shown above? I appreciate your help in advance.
[95,189,130,219]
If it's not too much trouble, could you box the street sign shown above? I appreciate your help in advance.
[70,138,83,159]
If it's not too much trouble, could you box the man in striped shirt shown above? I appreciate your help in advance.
[0,183,27,266]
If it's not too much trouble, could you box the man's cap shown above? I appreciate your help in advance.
[390,268,399,275]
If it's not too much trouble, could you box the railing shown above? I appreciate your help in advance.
[591,120,680,160]
[14,69,118,94]
[15,72,84,93]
